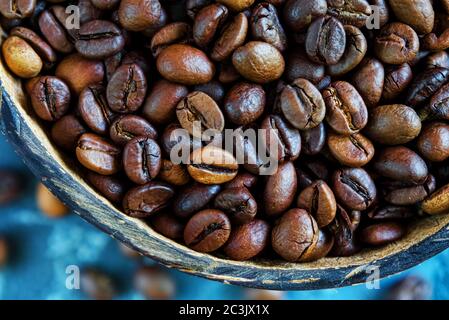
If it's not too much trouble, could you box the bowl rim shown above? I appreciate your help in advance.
[2,67,449,291]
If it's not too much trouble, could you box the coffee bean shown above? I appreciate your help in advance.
[297,180,336,227]
[405,67,449,107]
[123,182,175,218]
[91,0,120,10]
[0,0,35,19]
[150,213,184,240]
[187,0,213,19]
[38,7,75,54]
[272,209,319,262]
[150,22,192,57]
[76,133,121,175]
[360,222,406,246]
[332,168,377,211]
[421,183,449,215]
[352,57,384,108]
[214,187,257,224]
[184,209,231,253]
[329,204,361,256]
[86,172,126,204]
[118,0,165,32]
[327,132,374,167]
[193,80,226,104]
[29,76,70,121]
[79,85,116,135]
[382,63,413,100]
[251,3,287,51]
[123,137,162,185]
[224,219,270,260]
[384,175,436,206]
[224,172,258,189]
[2,35,42,78]
[301,123,326,155]
[173,183,221,219]
[51,114,87,151]
[327,0,371,27]
[158,160,190,186]
[223,82,265,125]
[193,3,228,48]
[388,0,434,34]
[216,0,255,12]
[283,0,327,32]
[426,51,449,69]
[417,122,449,162]
[110,115,157,147]
[285,49,325,84]
[423,82,449,121]
[134,266,175,300]
[211,12,248,61]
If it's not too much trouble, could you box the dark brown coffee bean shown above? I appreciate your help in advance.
[123,182,174,218]
[106,63,147,113]
[327,132,374,167]
[285,49,325,84]
[51,114,87,151]
[211,12,248,61]
[360,222,406,246]
[388,0,434,34]
[365,104,421,145]
[251,3,287,51]
[91,0,120,10]
[417,122,449,162]
[173,183,221,219]
[110,115,157,147]
[158,160,190,186]
[75,20,124,59]
[232,41,285,83]
[224,219,270,261]
[374,22,419,65]
[300,229,334,262]
[38,7,74,54]
[326,0,371,28]
[272,209,319,262]
[279,78,326,130]
[29,76,70,121]
[297,180,336,227]
[0,0,35,19]
[76,133,121,175]
[150,213,184,240]
[423,82,449,121]
[79,85,116,135]
[224,172,258,189]
[333,168,377,211]
[305,16,346,65]
[224,82,265,125]
[283,0,327,32]
[405,67,449,107]
[118,0,165,32]
[193,80,226,104]
[368,205,415,220]
[426,51,449,69]
[86,171,126,204]
[421,183,449,215]
[387,276,432,300]
[150,22,192,57]
[134,266,175,300]
[183,209,231,253]
[214,187,257,224]
[260,114,301,162]
[328,205,361,256]
[373,146,428,184]
[123,137,161,185]
[263,161,297,217]
[161,123,202,162]
[81,268,116,300]
[301,123,326,155]
[176,91,225,138]
[382,63,413,101]
[384,175,436,206]
[193,3,228,48]
[352,57,384,108]
[188,146,238,184]
[323,81,368,135]
[216,0,255,11]
[157,44,215,85]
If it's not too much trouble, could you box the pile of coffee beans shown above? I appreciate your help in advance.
[2,0,449,263]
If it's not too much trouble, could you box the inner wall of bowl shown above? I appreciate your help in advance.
[1,29,449,272]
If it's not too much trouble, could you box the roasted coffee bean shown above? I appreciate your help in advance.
[384,175,436,206]
[134,266,175,300]
[368,205,415,220]
[157,44,215,85]
[365,104,421,145]
[421,183,449,215]
[79,85,116,135]
[323,81,368,135]
[224,82,265,125]
[161,123,201,162]
[417,122,449,162]
[118,0,165,32]
[75,20,124,59]
[360,222,406,246]
[55,53,105,95]
[110,115,157,147]
[150,22,192,57]
[91,0,120,10]
[300,229,334,262]
[352,57,384,108]
[329,205,361,256]
[193,80,226,104]
[106,63,147,113]
[263,161,297,217]
[0,170,23,205]
[260,114,301,162]
[272,209,319,262]
[37,183,69,218]
[86,172,126,204]
[216,0,255,12]
[0,0,35,19]
[150,213,184,240]
[224,172,258,190]
[279,78,326,130]
[297,180,336,227]
[81,268,116,300]
[183,209,231,253]
[382,63,413,101]
[188,146,238,184]
[176,91,225,138]
[251,3,287,52]
[333,168,377,211]
[374,22,419,65]
[387,276,432,300]
[405,67,449,107]
[223,219,270,260]
[327,132,374,167]
[232,41,285,83]
[186,0,213,19]
[423,82,449,121]
[123,182,174,218]
[173,183,221,219]
[158,160,190,186]
[76,133,121,175]
[283,0,327,32]
[328,25,367,76]
[305,16,346,65]
[285,49,325,84]
[143,80,188,126]
[214,187,257,224]
[211,12,248,61]
[388,0,434,34]
[373,146,428,184]
[51,114,87,151]
[301,123,326,155]
[426,51,449,69]
[123,137,161,185]
[29,76,70,121]
[38,6,75,54]
[2,36,42,78]
[326,0,371,28]
[193,3,228,48]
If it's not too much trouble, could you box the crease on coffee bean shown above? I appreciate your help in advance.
[78,31,120,41]
[90,87,113,124]
[122,66,137,110]
[292,85,319,127]
[327,87,357,131]
[41,78,56,119]
[349,135,369,156]
[190,163,236,174]
[190,222,227,246]
[340,174,372,205]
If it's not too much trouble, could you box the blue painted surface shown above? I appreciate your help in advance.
[0,132,447,300]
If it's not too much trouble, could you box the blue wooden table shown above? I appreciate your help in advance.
[0,132,447,300]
